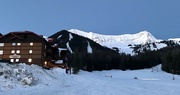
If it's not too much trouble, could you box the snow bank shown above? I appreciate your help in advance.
[0,63,38,89]
[0,63,65,89]
[1,63,180,95]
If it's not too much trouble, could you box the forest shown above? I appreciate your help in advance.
[69,41,180,74]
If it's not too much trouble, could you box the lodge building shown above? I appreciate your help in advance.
[0,31,65,68]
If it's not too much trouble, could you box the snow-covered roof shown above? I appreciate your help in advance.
[58,48,67,51]
[55,60,63,64]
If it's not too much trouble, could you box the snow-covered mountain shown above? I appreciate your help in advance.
[49,30,118,55]
[68,29,167,54]
[69,29,158,44]
[48,29,180,55]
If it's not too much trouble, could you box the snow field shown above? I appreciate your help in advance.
[0,63,180,95]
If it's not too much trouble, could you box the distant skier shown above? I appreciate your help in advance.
[134,77,138,79]
[65,66,71,74]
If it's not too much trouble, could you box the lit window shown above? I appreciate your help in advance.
[11,50,15,54]
[12,43,16,46]
[44,61,47,66]
[30,42,33,46]
[17,43,21,46]
[28,58,32,62]
[0,43,4,46]
[0,50,3,54]
[16,50,20,54]
[10,59,14,62]
[29,50,33,54]
[15,59,19,62]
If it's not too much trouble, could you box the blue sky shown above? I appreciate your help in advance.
[0,0,180,39]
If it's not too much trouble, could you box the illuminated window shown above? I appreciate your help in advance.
[10,59,14,62]
[12,43,16,46]
[0,43,4,46]
[29,50,33,54]
[11,50,15,54]
[15,59,19,62]
[0,50,3,54]
[44,61,47,66]
[17,43,21,46]
[30,42,33,46]
[16,50,20,54]
[28,58,32,62]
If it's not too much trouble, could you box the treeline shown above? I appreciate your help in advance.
[161,46,180,74]
[69,43,180,74]
[69,48,161,74]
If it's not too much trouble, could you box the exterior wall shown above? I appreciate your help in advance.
[0,31,53,67]
[0,31,64,68]
[0,42,44,66]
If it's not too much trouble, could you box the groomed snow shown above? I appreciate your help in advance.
[87,41,93,53]
[57,35,62,39]
[66,42,73,53]
[0,63,180,95]
[69,33,73,41]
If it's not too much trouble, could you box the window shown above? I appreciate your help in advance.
[30,42,33,46]
[12,43,16,46]
[28,58,32,62]
[16,50,20,54]
[0,43,4,46]
[0,50,3,54]
[17,43,21,46]
[15,59,19,62]
[44,61,47,66]
[11,50,15,54]
[10,59,14,62]
[29,50,33,54]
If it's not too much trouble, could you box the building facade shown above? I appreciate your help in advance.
[0,31,53,67]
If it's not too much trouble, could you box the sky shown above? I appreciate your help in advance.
[0,0,180,39]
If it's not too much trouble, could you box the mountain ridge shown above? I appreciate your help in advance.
[49,29,180,55]
[68,29,167,54]
[68,29,159,44]
[48,30,119,54]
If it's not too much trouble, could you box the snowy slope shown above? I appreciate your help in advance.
[69,29,158,44]
[68,29,167,54]
[168,38,180,43]
[1,63,180,95]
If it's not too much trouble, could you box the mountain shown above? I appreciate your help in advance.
[48,29,180,55]
[68,29,168,54]
[49,30,118,54]
[48,29,180,72]
[68,29,158,44]
[49,30,121,71]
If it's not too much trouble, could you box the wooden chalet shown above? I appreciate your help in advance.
[0,31,60,68]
